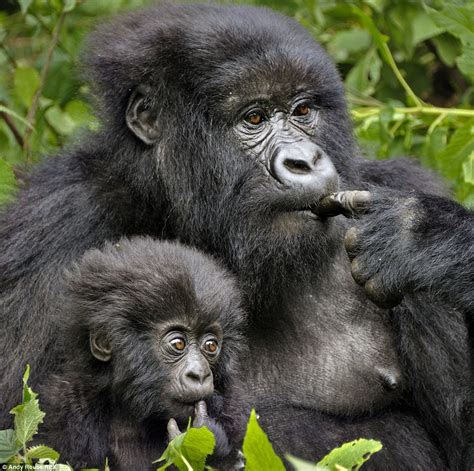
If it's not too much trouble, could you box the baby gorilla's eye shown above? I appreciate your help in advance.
[293,103,311,116]
[203,338,219,355]
[244,111,265,126]
[170,337,186,351]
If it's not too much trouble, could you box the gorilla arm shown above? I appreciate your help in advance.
[316,190,474,314]
[315,189,473,470]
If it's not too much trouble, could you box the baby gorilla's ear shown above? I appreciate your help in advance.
[89,331,112,362]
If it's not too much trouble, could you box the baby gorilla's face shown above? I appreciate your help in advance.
[157,323,223,421]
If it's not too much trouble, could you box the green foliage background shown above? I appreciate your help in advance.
[0,0,473,206]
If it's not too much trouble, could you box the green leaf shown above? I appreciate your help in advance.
[10,365,45,446]
[242,409,285,471]
[0,429,21,463]
[345,48,382,96]
[18,0,33,15]
[62,0,77,12]
[456,42,474,80]
[463,152,474,185]
[349,7,391,64]
[286,454,324,471]
[426,5,474,45]
[327,29,371,62]
[411,12,444,44]
[11,398,45,446]
[156,426,215,471]
[0,158,17,205]
[435,122,474,180]
[317,439,382,471]
[432,35,462,67]
[14,67,40,109]
[45,106,76,136]
[26,444,60,461]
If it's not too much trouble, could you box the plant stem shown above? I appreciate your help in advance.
[351,106,474,120]
[23,9,68,161]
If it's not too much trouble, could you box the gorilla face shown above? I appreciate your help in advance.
[233,92,340,212]
[88,4,357,285]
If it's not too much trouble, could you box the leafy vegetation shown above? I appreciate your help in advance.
[0,0,472,206]
[0,367,381,470]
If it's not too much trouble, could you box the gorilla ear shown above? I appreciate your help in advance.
[89,331,112,362]
[126,86,160,145]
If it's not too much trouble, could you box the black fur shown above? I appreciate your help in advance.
[0,4,471,469]
[38,237,246,470]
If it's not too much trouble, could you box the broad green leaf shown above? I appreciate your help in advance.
[286,454,324,471]
[242,409,285,471]
[14,67,40,109]
[45,106,76,136]
[432,35,462,67]
[435,123,474,180]
[0,429,21,463]
[317,439,382,471]
[349,7,390,64]
[327,29,371,62]
[345,48,382,96]
[26,444,60,461]
[411,11,444,44]
[11,398,45,445]
[463,152,474,185]
[10,366,45,446]
[426,5,474,44]
[63,0,77,12]
[21,364,35,403]
[0,158,17,205]
[457,42,474,80]
[18,0,33,14]
[64,100,92,125]
[156,426,215,471]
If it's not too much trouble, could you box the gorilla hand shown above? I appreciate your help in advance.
[317,190,473,310]
[167,401,231,458]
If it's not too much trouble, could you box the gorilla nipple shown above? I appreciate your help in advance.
[376,367,401,391]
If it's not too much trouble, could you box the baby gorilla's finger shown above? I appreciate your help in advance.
[167,418,181,440]
[315,191,372,218]
[193,400,209,428]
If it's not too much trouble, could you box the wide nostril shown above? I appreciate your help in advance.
[283,158,312,175]
[185,369,211,385]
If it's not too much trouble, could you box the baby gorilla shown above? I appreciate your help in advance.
[37,237,246,470]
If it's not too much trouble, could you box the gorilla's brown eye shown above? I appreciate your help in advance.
[170,337,186,351]
[203,339,219,354]
[293,104,310,116]
[245,112,264,126]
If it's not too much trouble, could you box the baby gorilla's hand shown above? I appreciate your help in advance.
[166,401,231,458]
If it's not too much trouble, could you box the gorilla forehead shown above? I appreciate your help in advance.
[85,4,342,111]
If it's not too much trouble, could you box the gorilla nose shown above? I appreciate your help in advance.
[183,363,213,398]
[270,144,323,186]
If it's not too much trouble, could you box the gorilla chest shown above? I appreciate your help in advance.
[247,287,403,415]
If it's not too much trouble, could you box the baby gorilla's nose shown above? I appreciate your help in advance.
[182,356,214,400]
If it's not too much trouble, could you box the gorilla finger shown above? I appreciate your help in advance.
[193,400,208,427]
[344,226,361,260]
[316,191,372,218]
[167,418,181,440]
[351,258,369,286]
[365,277,403,309]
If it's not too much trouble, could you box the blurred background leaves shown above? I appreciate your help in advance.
[0,0,473,205]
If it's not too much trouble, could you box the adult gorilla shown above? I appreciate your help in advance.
[0,4,471,470]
